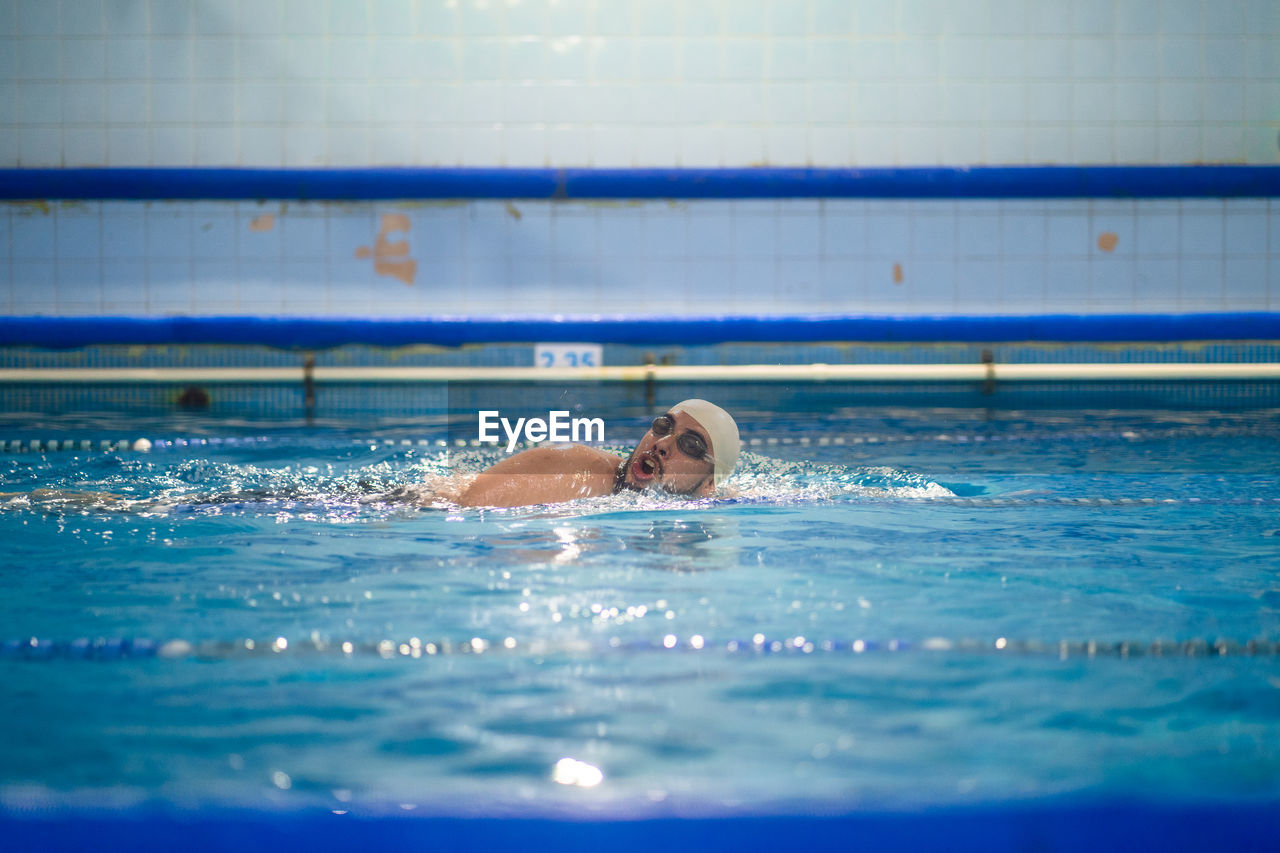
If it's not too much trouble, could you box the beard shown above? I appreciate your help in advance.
[621,445,708,497]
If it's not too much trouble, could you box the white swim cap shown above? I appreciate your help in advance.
[670,399,740,488]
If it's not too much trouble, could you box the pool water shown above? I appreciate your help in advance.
[2,403,1279,817]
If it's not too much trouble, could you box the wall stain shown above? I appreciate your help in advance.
[1097,232,1119,252]
[249,214,275,232]
[892,262,904,284]
[355,213,417,285]
[505,202,523,220]
[7,200,52,216]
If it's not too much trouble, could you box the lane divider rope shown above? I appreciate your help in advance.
[3,634,1278,662]
[5,424,1280,455]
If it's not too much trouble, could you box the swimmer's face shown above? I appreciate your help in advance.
[622,409,716,497]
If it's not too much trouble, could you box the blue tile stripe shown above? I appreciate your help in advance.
[2,166,1279,200]
[4,314,1280,349]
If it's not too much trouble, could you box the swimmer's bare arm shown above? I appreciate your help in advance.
[456,445,622,508]
[0,488,128,507]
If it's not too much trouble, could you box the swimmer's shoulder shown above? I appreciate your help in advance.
[474,443,620,476]
[457,444,621,508]
[550,443,622,473]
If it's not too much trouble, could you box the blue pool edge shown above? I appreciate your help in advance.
[4,165,1280,200]
[5,313,1280,349]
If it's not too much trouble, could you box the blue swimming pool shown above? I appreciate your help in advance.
[2,399,1279,848]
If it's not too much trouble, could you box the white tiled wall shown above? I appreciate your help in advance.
[2,1,1278,320]
[4,199,1277,316]
[2,0,1278,168]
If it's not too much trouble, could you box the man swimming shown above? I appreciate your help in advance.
[455,399,740,508]
[0,399,740,512]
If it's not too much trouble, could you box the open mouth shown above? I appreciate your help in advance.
[631,451,662,483]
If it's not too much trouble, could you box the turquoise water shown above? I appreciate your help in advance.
[2,405,1279,815]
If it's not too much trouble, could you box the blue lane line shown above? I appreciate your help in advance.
[3,314,1280,349]
[2,165,1279,200]
[4,800,1280,853]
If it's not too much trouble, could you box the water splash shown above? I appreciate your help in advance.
[729,454,953,502]
[1,442,952,520]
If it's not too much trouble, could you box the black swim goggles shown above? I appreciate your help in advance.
[651,414,713,462]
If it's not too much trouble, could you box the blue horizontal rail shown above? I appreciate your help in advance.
[2,166,1279,201]
[3,314,1279,349]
